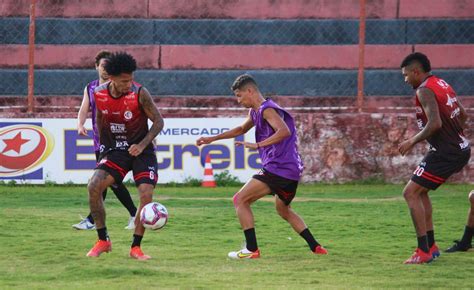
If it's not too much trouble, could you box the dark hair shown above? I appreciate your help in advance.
[400,52,431,72]
[104,52,137,76]
[231,74,258,91]
[94,50,112,66]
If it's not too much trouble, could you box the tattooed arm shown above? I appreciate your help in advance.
[128,87,164,156]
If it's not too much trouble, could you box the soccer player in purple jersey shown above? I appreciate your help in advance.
[196,74,327,259]
[74,50,137,231]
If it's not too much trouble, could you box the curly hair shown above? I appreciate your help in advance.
[400,52,431,72]
[231,74,258,91]
[104,51,137,76]
[94,50,112,66]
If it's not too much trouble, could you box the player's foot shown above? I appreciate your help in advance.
[72,216,95,230]
[445,240,472,253]
[313,245,328,255]
[86,240,112,257]
[228,247,260,259]
[403,248,433,264]
[130,246,151,260]
[429,243,440,259]
[125,216,136,230]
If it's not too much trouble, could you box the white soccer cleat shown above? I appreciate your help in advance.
[228,247,260,259]
[72,216,95,230]
[124,216,136,230]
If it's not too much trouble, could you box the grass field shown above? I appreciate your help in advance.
[0,183,473,289]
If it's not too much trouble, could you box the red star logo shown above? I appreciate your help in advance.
[1,132,30,154]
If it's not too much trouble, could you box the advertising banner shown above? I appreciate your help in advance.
[0,118,261,184]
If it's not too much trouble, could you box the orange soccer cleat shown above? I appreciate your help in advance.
[313,245,328,255]
[86,240,112,257]
[130,246,152,260]
[404,248,433,264]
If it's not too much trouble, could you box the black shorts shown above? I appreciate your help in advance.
[253,168,299,205]
[411,148,470,190]
[96,150,158,186]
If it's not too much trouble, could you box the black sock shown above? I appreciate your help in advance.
[427,230,435,248]
[244,228,258,252]
[460,225,474,245]
[97,227,109,241]
[111,183,137,217]
[131,234,143,248]
[417,235,429,253]
[299,228,320,251]
[86,214,94,224]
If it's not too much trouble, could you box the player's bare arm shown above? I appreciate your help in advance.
[129,87,164,157]
[399,87,441,156]
[77,86,90,136]
[196,115,254,146]
[235,108,290,150]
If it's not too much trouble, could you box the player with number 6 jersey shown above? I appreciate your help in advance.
[86,52,165,260]
[398,52,470,264]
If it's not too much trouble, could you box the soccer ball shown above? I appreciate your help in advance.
[140,202,168,230]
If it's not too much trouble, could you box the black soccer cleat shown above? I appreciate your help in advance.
[445,240,472,253]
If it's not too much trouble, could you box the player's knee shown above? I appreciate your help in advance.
[402,189,414,201]
[469,191,474,204]
[232,192,240,208]
[87,177,102,197]
[137,184,153,203]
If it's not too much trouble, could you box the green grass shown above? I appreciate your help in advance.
[0,184,473,289]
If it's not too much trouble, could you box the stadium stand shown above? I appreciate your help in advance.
[0,0,473,111]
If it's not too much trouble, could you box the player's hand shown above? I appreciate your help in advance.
[129,144,145,156]
[398,139,415,156]
[235,141,258,149]
[77,125,88,136]
[196,137,214,146]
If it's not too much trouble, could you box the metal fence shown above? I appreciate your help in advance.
[0,0,473,113]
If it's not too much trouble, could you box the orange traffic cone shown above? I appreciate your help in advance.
[201,154,216,187]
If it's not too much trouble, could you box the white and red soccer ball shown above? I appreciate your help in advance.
[140,202,168,230]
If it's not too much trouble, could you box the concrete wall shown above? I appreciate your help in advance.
[2,0,473,19]
[3,44,474,70]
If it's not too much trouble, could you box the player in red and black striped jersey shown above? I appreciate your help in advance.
[86,52,165,260]
[73,50,138,231]
[399,52,471,264]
